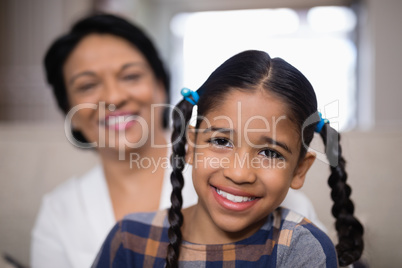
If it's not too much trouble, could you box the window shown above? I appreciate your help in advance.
[170,6,357,131]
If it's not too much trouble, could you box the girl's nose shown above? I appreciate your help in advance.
[222,152,257,184]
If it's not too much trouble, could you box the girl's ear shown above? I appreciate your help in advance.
[290,152,316,189]
[185,125,196,165]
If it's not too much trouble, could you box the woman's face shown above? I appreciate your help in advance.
[186,89,315,243]
[63,33,166,154]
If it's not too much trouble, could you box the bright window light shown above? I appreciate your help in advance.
[308,6,357,32]
[170,7,357,130]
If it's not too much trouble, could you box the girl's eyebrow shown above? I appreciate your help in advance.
[261,136,292,154]
[203,126,234,134]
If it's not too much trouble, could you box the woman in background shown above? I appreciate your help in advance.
[31,14,323,268]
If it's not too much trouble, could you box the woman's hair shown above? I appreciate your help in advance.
[44,13,170,143]
[166,50,364,267]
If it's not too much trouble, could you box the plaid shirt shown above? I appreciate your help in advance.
[92,207,338,267]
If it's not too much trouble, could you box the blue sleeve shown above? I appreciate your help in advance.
[303,223,338,267]
[277,223,338,268]
[92,222,123,268]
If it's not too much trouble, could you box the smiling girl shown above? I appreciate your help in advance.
[93,50,364,267]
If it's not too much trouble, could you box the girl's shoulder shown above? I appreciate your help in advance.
[117,209,170,237]
[274,207,338,267]
[273,206,318,231]
[122,209,169,227]
[273,207,330,243]
[92,210,170,267]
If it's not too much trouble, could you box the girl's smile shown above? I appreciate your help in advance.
[211,185,260,211]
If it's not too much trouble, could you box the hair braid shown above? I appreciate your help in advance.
[166,100,193,268]
[320,124,364,266]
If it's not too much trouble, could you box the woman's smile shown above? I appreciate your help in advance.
[100,111,140,131]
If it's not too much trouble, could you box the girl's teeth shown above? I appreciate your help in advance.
[216,188,255,203]
[235,196,243,202]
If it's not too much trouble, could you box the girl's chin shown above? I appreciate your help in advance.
[208,211,269,241]
[205,222,256,243]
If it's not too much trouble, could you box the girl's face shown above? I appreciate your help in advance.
[186,89,315,243]
[63,33,166,153]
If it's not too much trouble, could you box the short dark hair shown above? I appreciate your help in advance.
[44,13,170,143]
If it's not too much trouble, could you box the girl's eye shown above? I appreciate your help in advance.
[208,138,233,148]
[259,148,284,160]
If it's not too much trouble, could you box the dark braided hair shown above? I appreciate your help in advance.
[319,124,364,266]
[166,100,193,267]
[166,50,364,267]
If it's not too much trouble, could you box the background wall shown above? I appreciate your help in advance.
[0,0,93,122]
[0,0,401,267]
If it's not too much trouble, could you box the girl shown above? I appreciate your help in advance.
[93,50,364,267]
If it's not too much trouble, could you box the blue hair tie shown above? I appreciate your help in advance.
[181,87,199,105]
[315,112,329,133]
